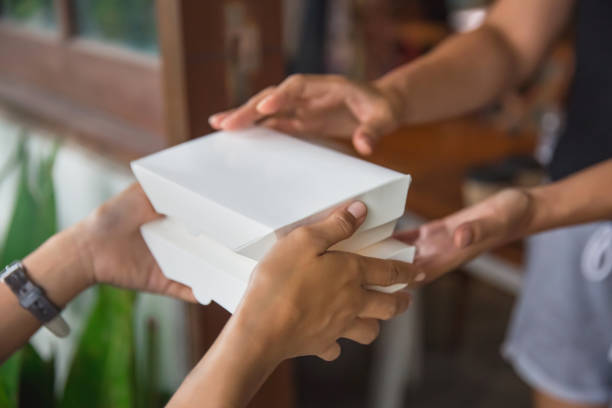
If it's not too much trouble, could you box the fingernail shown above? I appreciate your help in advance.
[414,272,426,282]
[347,201,367,219]
[455,228,473,248]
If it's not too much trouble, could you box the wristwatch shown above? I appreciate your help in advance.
[1,261,70,338]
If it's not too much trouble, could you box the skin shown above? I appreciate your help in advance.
[210,0,574,156]
[1,184,420,407]
[209,1,609,406]
[395,159,612,289]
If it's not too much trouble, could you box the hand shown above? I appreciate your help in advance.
[209,74,402,156]
[233,201,417,362]
[394,188,535,283]
[75,183,196,302]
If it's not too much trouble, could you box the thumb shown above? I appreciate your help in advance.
[305,201,368,253]
[453,217,499,249]
[352,122,385,156]
[346,87,396,156]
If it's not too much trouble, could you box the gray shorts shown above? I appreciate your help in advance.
[503,222,612,405]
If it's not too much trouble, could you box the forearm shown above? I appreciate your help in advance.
[376,23,520,125]
[375,0,574,126]
[0,226,91,361]
[527,159,612,234]
[168,313,282,408]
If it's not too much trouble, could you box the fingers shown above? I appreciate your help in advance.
[341,318,380,345]
[352,119,389,156]
[256,74,338,115]
[213,87,276,130]
[359,290,411,320]
[296,201,367,253]
[208,109,236,128]
[260,117,305,136]
[211,74,333,130]
[392,228,420,245]
[317,342,341,362]
[360,257,418,287]
[317,318,382,361]
[345,88,398,156]
[162,281,198,303]
[453,217,498,249]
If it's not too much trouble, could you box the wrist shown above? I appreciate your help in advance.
[230,306,287,365]
[524,184,558,235]
[22,226,94,308]
[373,72,412,127]
[171,310,283,408]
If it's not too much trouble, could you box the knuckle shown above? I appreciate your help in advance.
[345,256,362,279]
[319,345,340,362]
[388,262,401,285]
[333,212,355,236]
[368,97,398,126]
[291,226,313,242]
[365,321,381,344]
[380,261,400,286]
[248,88,272,104]
[381,299,398,320]
[327,74,348,85]
[287,73,305,86]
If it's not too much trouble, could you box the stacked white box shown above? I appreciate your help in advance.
[132,128,414,313]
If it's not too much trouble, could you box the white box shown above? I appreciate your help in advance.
[132,127,411,260]
[132,127,414,313]
[141,217,415,313]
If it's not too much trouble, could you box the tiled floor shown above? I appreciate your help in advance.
[296,271,530,408]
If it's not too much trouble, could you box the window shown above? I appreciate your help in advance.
[74,0,158,54]
[0,0,165,158]
[0,0,283,160]
[1,0,56,29]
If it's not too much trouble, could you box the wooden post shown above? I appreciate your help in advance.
[157,1,293,406]
[54,0,76,40]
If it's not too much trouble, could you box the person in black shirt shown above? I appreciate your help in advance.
[211,1,612,407]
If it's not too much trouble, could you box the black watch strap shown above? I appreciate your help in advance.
[1,261,70,337]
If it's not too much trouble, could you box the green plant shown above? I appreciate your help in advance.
[0,134,162,407]
[0,135,58,408]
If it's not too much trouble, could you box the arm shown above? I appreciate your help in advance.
[210,0,574,155]
[0,228,90,360]
[377,0,574,125]
[527,160,612,234]
[168,202,419,407]
[1,185,419,406]
[0,184,196,361]
[395,159,612,284]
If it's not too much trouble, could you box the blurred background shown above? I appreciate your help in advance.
[0,0,573,407]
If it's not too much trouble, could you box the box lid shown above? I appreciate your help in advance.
[132,127,411,259]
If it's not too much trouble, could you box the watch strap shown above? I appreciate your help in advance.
[2,261,70,337]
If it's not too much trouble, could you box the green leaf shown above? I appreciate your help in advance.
[18,344,55,408]
[0,135,59,407]
[60,287,136,408]
[0,137,58,266]
[0,352,24,408]
[135,318,161,408]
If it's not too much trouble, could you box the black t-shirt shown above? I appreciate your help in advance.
[549,0,612,181]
